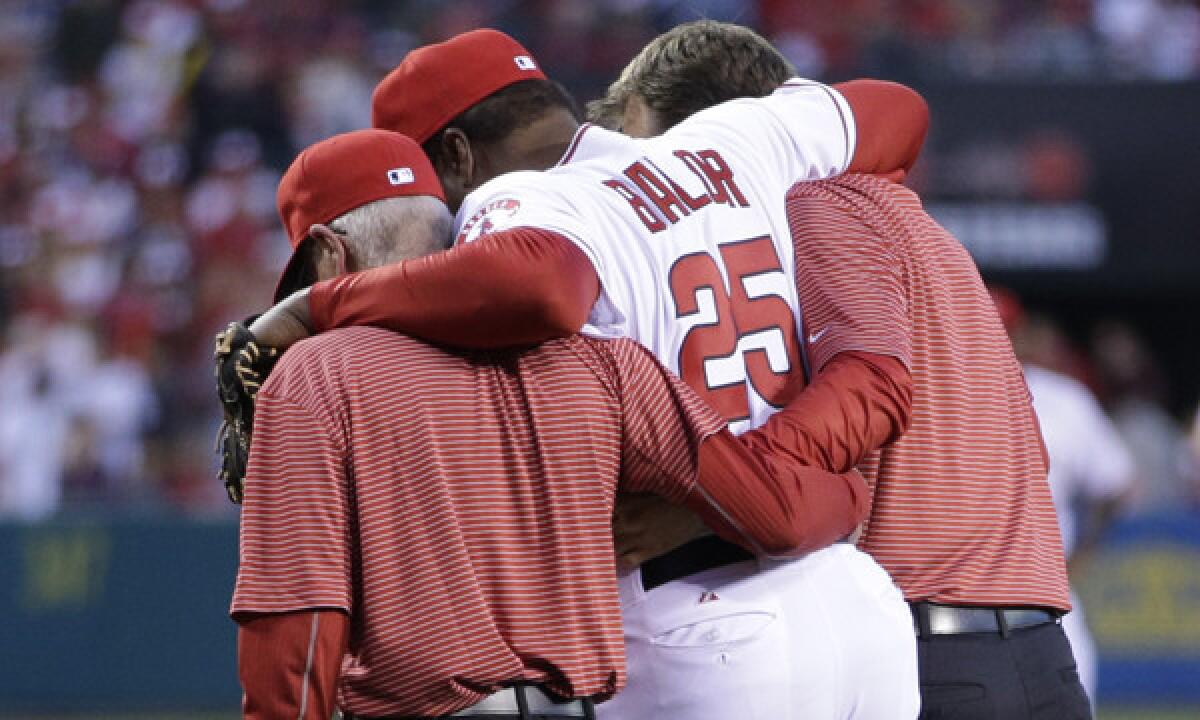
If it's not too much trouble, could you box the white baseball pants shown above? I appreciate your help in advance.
[597,543,919,720]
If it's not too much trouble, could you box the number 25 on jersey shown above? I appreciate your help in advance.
[669,235,805,425]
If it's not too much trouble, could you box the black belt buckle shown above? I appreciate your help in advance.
[639,535,755,591]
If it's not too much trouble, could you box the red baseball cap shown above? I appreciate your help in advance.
[273,128,445,302]
[372,29,547,143]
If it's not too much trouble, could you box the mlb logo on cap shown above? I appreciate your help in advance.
[273,129,445,302]
[388,167,415,185]
[514,55,537,71]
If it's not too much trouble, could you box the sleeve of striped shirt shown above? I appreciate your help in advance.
[787,186,913,373]
[610,339,727,503]
[231,364,353,618]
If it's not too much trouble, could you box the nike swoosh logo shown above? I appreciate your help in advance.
[807,328,829,344]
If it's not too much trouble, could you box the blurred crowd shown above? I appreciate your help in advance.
[1,0,1199,518]
[994,293,1200,525]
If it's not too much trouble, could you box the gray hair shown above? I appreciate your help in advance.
[328,195,453,269]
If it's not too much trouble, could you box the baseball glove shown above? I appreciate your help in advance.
[215,319,279,504]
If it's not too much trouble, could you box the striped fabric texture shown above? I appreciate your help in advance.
[787,173,1069,611]
[232,327,724,717]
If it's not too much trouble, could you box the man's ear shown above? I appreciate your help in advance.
[307,224,350,279]
[441,128,482,192]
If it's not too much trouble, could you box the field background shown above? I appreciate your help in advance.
[4,515,1200,716]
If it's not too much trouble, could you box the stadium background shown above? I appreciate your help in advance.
[1,0,1198,717]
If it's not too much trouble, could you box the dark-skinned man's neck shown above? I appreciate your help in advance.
[488,108,580,178]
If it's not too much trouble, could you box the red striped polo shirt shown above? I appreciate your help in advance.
[231,327,725,718]
[785,173,1069,611]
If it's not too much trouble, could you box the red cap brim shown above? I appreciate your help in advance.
[272,240,315,304]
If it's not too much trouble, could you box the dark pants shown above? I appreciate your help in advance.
[917,621,1093,719]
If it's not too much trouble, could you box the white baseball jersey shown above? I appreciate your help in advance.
[1023,364,1134,556]
[455,80,856,435]
[455,79,919,720]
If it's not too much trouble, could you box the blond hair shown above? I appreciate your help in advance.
[588,20,795,131]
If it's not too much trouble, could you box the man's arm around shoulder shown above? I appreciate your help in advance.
[253,227,599,351]
[608,339,872,559]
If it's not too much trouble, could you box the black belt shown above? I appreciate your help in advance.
[910,601,1061,638]
[343,684,595,719]
[640,535,755,591]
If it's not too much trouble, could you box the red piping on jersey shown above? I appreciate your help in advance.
[556,123,595,167]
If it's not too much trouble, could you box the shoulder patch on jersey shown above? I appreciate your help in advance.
[456,197,522,244]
